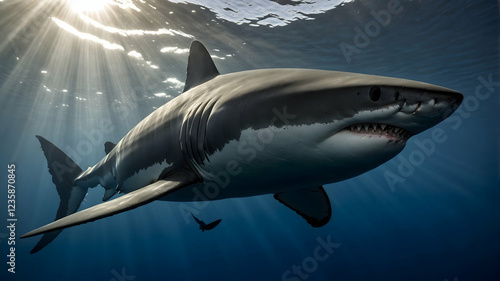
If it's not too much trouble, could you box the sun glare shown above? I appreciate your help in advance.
[68,0,110,12]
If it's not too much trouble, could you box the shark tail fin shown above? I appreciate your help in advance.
[31,136,89,254]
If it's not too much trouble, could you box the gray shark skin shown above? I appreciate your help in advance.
[21,41,463,253]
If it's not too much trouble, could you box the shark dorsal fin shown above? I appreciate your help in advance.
[183,40,220,92]
[104,141,116,154]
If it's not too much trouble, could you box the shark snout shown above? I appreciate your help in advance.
[392,87,463,134]
[332,84,463,143]
[399,88,462,110]
[439,90,463,112]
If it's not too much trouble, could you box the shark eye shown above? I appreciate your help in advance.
[369,86,381,102]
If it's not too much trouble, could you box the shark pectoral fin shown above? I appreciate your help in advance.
[183,40,220,92]
[21,171,197,239]
[104,141,116,154]
[30,185,88,254]
[274,186,332,228]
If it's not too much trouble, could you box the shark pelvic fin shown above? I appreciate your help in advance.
[104,141,116,154]
[102,188,118,201]
[183,40,220,92]
[21,171,197,239]
[274,186,332,228]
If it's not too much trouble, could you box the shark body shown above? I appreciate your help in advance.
[22,41,463,253]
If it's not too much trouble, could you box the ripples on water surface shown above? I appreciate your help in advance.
[0,0,498,281]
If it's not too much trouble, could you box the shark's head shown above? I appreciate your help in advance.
[322,75,461,177]
[262,70,464,181]
[181,41,463,187]
[205,69,463,184]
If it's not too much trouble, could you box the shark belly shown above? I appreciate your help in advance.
[163,122,402,202]
[120,160,174,192]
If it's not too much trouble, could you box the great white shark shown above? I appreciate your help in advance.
[21,41,463,253]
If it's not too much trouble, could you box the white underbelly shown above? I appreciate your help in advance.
[164,125,341,202]
[121,160,173,192]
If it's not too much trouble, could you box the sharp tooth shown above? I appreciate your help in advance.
[394,128,400,134]
[364,124,369,131]
[357,125,362,132]
[372,124,377,131]
[381,124,386,130]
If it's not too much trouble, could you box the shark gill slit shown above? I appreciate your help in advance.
[188,103,204,166]
[201,102,216,163]
[180,107,201,179]
[193,101,211,166]
[195,101,213,165]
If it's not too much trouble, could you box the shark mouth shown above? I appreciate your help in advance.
[344,123,413,141]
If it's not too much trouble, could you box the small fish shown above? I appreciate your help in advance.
[191,213,221,232]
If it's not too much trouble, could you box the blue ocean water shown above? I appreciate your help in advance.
[0,0,498,280]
